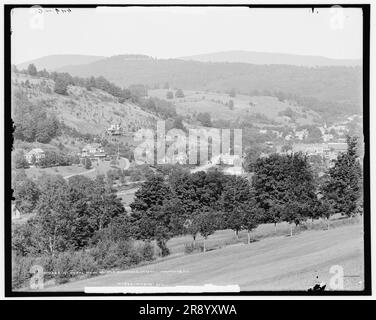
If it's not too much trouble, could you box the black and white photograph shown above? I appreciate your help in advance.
[2,2,371,299]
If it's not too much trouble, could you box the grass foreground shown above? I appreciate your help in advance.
[39,219,364,292]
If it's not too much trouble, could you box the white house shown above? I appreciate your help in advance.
[81,143,106,158]
[25,148,45,164]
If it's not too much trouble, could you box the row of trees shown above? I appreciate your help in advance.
[128,136,362,254]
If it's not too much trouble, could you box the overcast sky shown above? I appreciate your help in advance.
[11,6,363,64]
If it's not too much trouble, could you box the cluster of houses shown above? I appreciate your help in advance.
[80,143,107,160]
[258,118,357,143]
[283,142,349,168]
[22,144,109,166]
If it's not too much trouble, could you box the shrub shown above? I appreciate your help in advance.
[184,242,203,254]
[52,251,99,284]
[12,251,100,289]
[85,158,92,169]
[52,252,77,284]
[166,91,174,99]
[140,242,155,261]
[90,239,154,270]
[12,255,35,289]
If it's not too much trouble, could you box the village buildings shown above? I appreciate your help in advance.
[81,143,106,159]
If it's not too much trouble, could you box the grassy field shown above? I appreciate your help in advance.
[41,219,364,292]
[24,160,123,180]
[24,164,90,180]
[149,89,320,126]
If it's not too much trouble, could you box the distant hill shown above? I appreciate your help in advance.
[16,54,105,72]
[179,51,362,67]
[57,54,362,118]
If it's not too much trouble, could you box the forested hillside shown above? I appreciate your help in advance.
[58,55,362,119]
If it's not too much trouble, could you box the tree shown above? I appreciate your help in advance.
[228,100,234,110]
[13,174,40,214]
[68,175,125,247]
[85,157,92,170]
[253,153,317,234]
[130,175,175,256]
[321,136,362,217]
[34,175,73,255]
[172,116,185,131]
[12,219,45,256]
[142,98,157,113]
[220,176,252,239]
[183,216,201,247]
[305,126,323,143]
[27,64,37,76]
[243,144,267,172]
[154,198,183,256]
[229,88,236,98]
[196,207,218,252]
[197,112,212,127]
[242,201,263,244]
[13,150,29,169]
[281,201,308,236]
[166,91,174,99]
[171,171,225,243]
[12,90,61,143]
[265,201,284,233]
[54,76,68,95]
[38,151,58,168]
[35,119,53,143]
[315,198,336,230]
[175,89,185,98]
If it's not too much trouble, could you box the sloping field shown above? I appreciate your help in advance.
[43,223,364,292]
[149,89,320,127]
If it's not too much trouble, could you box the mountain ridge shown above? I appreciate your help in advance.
[16,54,106,72]
[179,50,362,67]
[16,50,362,73]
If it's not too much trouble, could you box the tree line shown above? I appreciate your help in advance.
[17,63,148,104]
[15,64,184,124]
